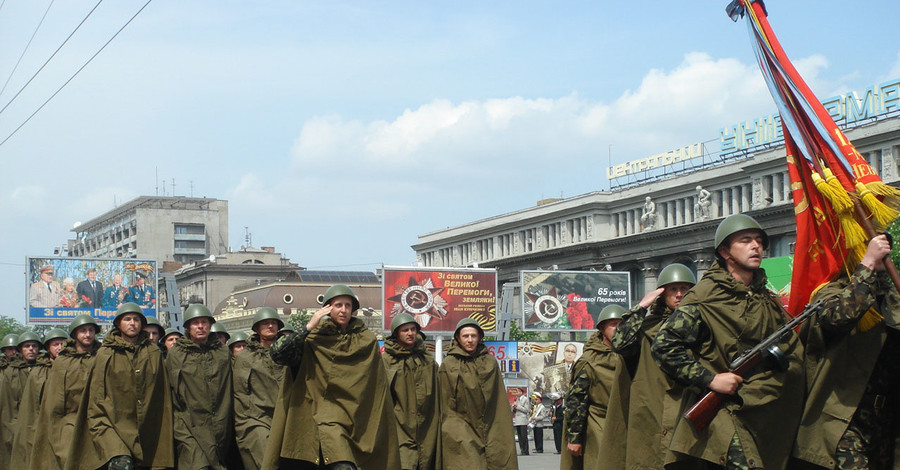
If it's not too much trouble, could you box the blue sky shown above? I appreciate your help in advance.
[1,1,898,323]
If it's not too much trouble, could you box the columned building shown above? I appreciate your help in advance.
[413,112,900,301]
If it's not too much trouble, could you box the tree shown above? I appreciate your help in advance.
[0,315,25,340]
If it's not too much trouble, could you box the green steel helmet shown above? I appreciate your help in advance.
[182,304,215,328]
[114,302,146,328]
[1,334,19,349]
[227,330,250,348]
[454,317,484,338]
[252,307,284,332]
[657,263,697,288]
[16,331,42,348]
[321,284,360,312]
[163,328,183,340]
[144,315,165,334]
[43,328,69,347]
[390,313,419,337]
[714,213,769,251]
[278,325,295,336]
[68,314,101,337]
[209,322,230,338]
[595,304,626,328]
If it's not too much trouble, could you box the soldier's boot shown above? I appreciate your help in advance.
[326,462,357,470]
[107,455,135,470]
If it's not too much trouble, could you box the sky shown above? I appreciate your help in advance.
[1,1,898,324]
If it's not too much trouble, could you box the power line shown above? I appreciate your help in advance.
[0,0,153,148]
[0,0,55,100]
[0,0,103,117]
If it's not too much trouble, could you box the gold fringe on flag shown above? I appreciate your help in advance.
[812,171,867,250]
[864,180,900,211]
[858,306,884,332]
[856,182,899,230]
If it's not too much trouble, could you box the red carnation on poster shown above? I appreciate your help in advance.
[566,293,592,329]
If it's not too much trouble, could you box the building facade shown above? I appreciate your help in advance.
[413,112,900,301]
[68,196,229,264]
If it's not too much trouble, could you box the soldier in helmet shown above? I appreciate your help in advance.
[598,263,697,470]
[791,234,900,469]
[162,327,183,353]
[28,314,102,470]
[228,331,250,356]
[66,302,174,470]
[0,331,44,467]
[210,322,231,345]
[166,303,233,470]
[382,313,441,470]
[0,333,19,367]
[266,284,399,469]
[651,214,804,469]
[560,304,626,470]
[439,317,518,470]
[143,316,165,345]
[233,307,286,470]
[10,328,67,467]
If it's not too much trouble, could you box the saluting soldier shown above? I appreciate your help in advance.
[29,314,102,470]
[65,302,174,470]
[792,234,900,469]
[167,304,234,470]
[383,313,441,470]
[439,317,518,470]
[10,328,67,468]
[599,263,696,470]
[233,307,285,470]
[266,284,399,469]
[560,304,624,470]
[651,214,804,469]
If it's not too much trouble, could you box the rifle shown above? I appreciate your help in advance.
[682,299,824,433]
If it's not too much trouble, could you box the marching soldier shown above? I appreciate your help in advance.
[233,307,285,470]
[29,314,102,470]
[143,316,165,345]
[383,313,441,470]
[211,322,231,345]
[228,331,249,357]
[560,304,625,470]
[167,304,234,469]
[652,214,804,469]
[439,318,518,470]
[0,331,43,467]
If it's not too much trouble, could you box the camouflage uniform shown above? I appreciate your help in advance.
[651,262,804,470]
[793,265,900,470]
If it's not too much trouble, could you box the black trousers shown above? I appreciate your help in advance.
[515,425,530,454]
[553,422,563,452]
[533,426,544,452]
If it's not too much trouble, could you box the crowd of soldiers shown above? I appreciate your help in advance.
[1,212,897,469]
[560,213,900,470]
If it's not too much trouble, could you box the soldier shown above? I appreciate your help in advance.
[166,303,234,470]
[162,327,183,353]
[233,307,286,470]
[143,316,165,345]
[651,214,804,469]
[128,271,155,307]
[792,234,900,469]
[0,333,19,365]
[439,317,518,470]
[228,331,249,356]
[266,284,399,469]
[65,302,174,470]
[10,328,67,467]
[211,321,231,344]
[560,304,625,470]
[382,313,441,470]
[601,263,696,470]
[0,331,44,467]
[29,315,102,470]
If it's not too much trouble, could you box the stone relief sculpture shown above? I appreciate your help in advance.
[695,186,712,220]
[640,196,657,230]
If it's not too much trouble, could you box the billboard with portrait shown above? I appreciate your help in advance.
[26,256,158,325]
[520,270,630,331]
[383,266,497,334]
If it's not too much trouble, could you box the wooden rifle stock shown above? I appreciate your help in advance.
[682,354,764,433]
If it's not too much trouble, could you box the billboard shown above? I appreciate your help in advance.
[383,266,497,334]
[26,257,158,325]
[520,270,630,331]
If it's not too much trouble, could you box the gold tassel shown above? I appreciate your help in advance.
[812,170,852,213]
[856,182,899,230]
[858,307,884,332]
[864,180,900,210]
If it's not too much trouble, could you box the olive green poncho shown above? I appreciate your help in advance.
[0,355,37,468]
[439,340,518,470]
[9,353,51,468]
[382,334,441,470]
[233,335,285,470]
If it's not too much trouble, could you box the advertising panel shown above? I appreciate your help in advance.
[383,266,497,334]
[521,270,630,331]
[26,256,158,325]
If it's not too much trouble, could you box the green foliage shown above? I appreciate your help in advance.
[0,316,25,339]
[887,217,900,268]
[288,309,313,331]
[508,320,551,341]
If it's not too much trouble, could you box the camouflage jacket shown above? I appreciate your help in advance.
[612,300,672,358]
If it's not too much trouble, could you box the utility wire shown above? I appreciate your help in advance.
[0,0,153,148]
[0,0,56,100]
[0,0,103,117]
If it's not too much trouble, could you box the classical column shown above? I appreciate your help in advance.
[692,252,715,279]
[641,261,661,299]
